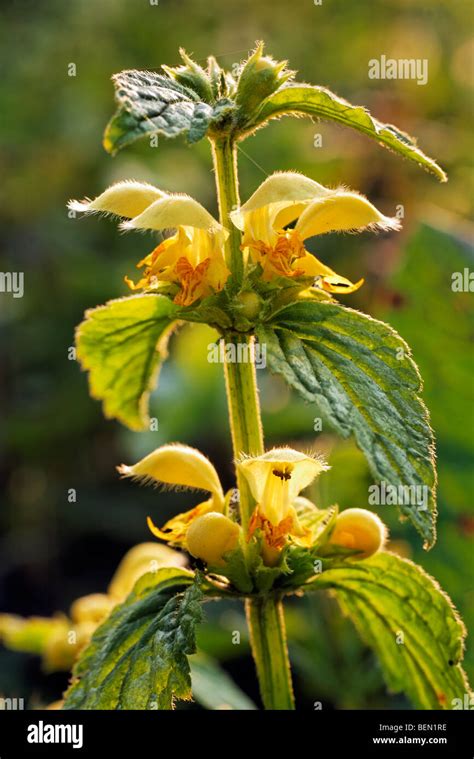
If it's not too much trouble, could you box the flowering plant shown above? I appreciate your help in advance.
[2,44,470,711]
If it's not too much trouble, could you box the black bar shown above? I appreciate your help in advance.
[0,709,471,757]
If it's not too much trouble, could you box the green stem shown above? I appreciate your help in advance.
[223,332,263,530]
[211,136,295,711]
[246,596,295,710]
[211,136,244,288]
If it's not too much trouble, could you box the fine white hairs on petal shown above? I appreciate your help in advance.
[67,180,167,220]
[67,198,93,213]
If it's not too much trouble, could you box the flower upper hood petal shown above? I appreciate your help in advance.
[230,172,331,231]
[121,195,225,234]
[231,172,400,240]
[295,191,401,240]
[118,443,225,508]
[68,181,168,219]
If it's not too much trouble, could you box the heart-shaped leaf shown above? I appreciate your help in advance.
[257,300,437,546]
[305,552,471,709]
[104,70,214,154]
[63,568,201,710]
[76,294,178,430]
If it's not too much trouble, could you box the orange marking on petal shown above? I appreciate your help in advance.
[248,231,308,280]
[246,508,295,550]
[174,256,211,306]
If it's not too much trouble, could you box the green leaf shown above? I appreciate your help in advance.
[76,294,178,431]
[103,70,214,154]
[257,300,437,546]
[190,653,256,710]
[305,552,471,709]
[248,84,446,181]
[63,568,202,710]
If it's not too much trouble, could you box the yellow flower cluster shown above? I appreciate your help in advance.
[0,543,186,672]
[69,173,399,307]
[119,444,387,568]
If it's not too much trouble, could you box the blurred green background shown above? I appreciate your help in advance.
[0,0,473,709]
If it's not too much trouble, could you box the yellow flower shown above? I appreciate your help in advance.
[186,512,241,566]
[108,542,187,601]
[70,594,115,625]
[238,447,329,563]
[0,543,188,674]
[68,181,230,306]
[118,444,226,545]
[231,172,400,293]
[0,614,69,657]
[328,508,387,559]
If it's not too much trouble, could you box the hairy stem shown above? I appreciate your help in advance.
[246,595,295,710]
[211,136,295,710]
[223,332,264,530]
[211,136,243,287]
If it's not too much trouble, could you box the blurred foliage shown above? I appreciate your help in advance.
[0,0,472,708]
